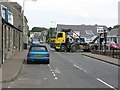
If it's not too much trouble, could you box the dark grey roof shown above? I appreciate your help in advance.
[57,24,108,37]
[108,29,120,36]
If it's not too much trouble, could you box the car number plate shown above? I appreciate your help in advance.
[34,54,42,57]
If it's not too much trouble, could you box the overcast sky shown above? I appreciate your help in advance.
[11,0,119,30]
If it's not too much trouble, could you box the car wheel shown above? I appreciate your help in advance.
[55,48,59,52]
[46,60,50,64]
[71,45,77,52]
[27,60,31,64]
[60,45,66,52]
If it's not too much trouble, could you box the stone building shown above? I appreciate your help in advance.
[0,2,27,64]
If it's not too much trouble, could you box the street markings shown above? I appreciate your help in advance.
[48,65,58,80]
[8,81,15,88]
[97,78,117,90]
[73,64,88,73]
[54,68,61,73]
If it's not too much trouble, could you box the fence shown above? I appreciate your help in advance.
[92,49,120,59]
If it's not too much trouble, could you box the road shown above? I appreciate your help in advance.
[3,45,119,89]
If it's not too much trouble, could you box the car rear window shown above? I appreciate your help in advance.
[30,46,47,52]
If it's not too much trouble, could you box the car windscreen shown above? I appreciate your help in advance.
[30,46,47,52]
[51,32,56,38]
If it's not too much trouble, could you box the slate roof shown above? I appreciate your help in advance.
[57,24,108,37]
[108,29,120,36]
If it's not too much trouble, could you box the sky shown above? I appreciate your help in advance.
[11,0,119,30]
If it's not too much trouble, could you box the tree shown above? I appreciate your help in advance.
[108,27,112,31]
[30,27,48,32]
[113,25,120,29]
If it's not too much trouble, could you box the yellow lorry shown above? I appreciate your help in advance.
[50,29,85,52]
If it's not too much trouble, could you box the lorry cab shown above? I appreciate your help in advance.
[50,32,66,50]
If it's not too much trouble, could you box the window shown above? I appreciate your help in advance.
[30,46,47,52]
[51,32,56,38]
[1,5,7,20]
[85,30,94,35]
[57,33,63,38]
[8,11,13,25]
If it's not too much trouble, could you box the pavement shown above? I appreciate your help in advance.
[0,50,28,83]
[0,49,119,83]
[81,53,120,67]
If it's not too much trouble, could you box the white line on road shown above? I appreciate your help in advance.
[74,64,88,73]
[97,78,117,90]
[8,81,15,88]
[54,68,61,73]
[74,64,79,69]
[83,70,87,73]
[54,77,57,79]
[49,65,58,80]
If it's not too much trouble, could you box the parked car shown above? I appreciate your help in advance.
[27,44,50,64]
[31,41,40,45]
[39,40,44,44]
[106,41,120,50]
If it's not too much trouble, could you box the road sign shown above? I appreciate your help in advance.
[97,27,104,33]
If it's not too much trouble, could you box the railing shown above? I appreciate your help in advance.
[111,49,120,59]
[92,49,120,59]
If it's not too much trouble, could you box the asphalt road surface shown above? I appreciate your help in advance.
[3,45,119,89]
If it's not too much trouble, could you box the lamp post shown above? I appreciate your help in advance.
[51,21,57,32]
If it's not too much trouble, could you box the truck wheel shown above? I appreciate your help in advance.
[60,45,66,52]
[71,45,76,52]
[55,48,59,52]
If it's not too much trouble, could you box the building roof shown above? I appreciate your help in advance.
[57,24,108,37]
[108,28,120,36]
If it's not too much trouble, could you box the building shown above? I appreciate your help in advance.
[57,24,108,43]
[23,16,29,47]
[0,2,27,64]
[107,29,120,44]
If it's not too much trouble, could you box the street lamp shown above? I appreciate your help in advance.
[51,21,57,31]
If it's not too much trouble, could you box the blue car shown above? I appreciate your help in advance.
[27,44,50,64]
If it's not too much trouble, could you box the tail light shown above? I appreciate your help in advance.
[27,52,30,57]
[46,54,49,57]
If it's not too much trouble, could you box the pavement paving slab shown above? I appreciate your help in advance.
[1,50,28,83]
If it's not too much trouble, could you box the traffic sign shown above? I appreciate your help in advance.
[97,27,104,33]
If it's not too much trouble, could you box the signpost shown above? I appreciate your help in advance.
[97,27,104,50]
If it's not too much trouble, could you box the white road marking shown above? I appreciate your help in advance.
[74,64,87,73]
[54,77,57,79]
[8,81,15,88]
[54,68,61,73]
[43,78,47,80]
[49,65,58,80]
[97,78,117,90]
[53,73,56,77]
[83,70,87,73]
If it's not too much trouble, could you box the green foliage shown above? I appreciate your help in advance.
[30,27,48,32]
[113,25,120,29]
[108,27,112,31]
